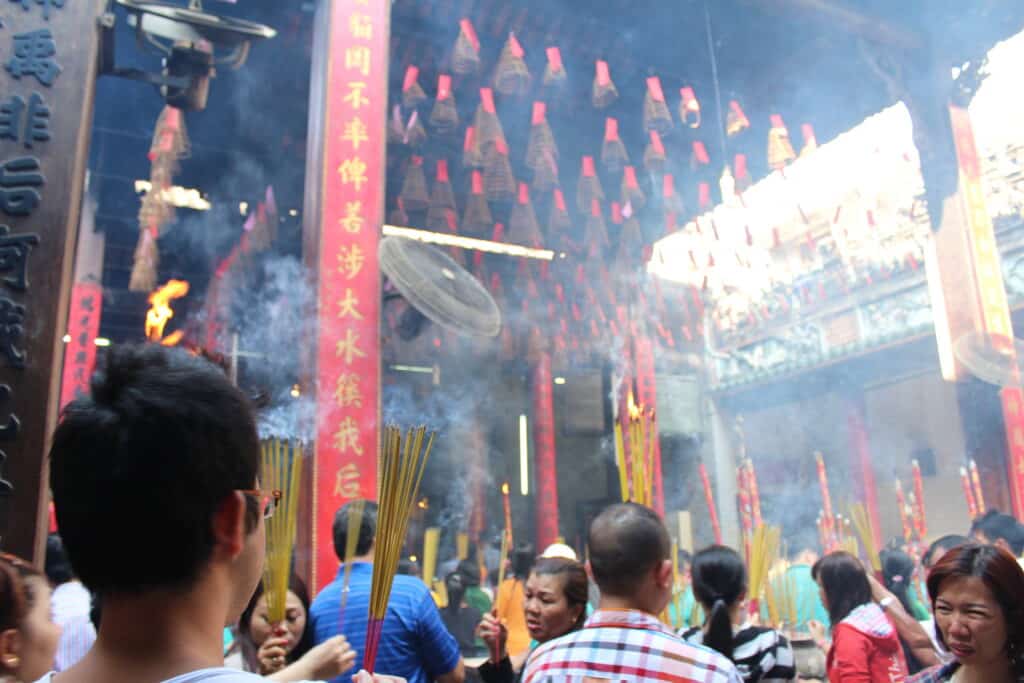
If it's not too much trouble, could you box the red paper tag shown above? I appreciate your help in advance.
[730,100,748,124]
[403,65,419,93]
[460,18,480,52]
[532,101,546,125]
[508,33,524,59]
[680,86,697,106]
[480,88,496,114]
[437,74,452,101]
[699,182,711,209]
[472,170,483,194]
[604,117,619,141]
[446,209,458,233]
[647,76,665,103]
[591,198,601,217]
[734,153,748,178]
[518,182,530,205]
[802,123,816,143]
[693,141,710,165]
[464,126,475,152]
[596,60,610,86]
[490,272,502,292]
[582,156,596,177]
[663,174,674,198]
[624,166,638,189]
[495,137,509,155]
[546,47,563,72]
[770,114,786,130]
[437,159,449,183]
[492,223,505,243]
[612,201,623,224]
[412,155,424,167]
[554,189,566,212]
[650,130,665,155]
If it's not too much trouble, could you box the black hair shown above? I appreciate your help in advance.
[237,575,315,671]
[588,503,670,597]
[511,542,535,579]
[49,344,261,596]
[923,535,969,569]
[332,500,379,561]
[531,557,589,631]
[690,546,746,661]
[45,533,74,585]
[971,510,1024,555]
[880,548,916,614]
[677,549,693,567]
[812,551,873,630]
[444,571,467,617]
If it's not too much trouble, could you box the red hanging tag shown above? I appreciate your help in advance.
[866,210,876,227]
[699,182,711,209]
[611,201,623,224]
[490,272,502,293]
[624,166,639,189]
[596,60,611,86]
[437,159,449,183]
[591,198,601,217]
[471,170,483,195]
[445,209,458,233]
[464,126,476,152]
[665,212,677,235]
[582,156,596,177]
[532,101,547,125]
[646,76,665,103]
[403,65,419,93]
[480,88,496,114]
[650,130,665,155]
[473,251,484,270]
[802,123,817,146]
[693,141,710,165]
[554,189,567,212]
[770,114,787,130]
[508,32,525,59]
[411,155,424,167]
[460,18,480,52]
[734,153,748,179]
[492,223,505,242]
[663,174,675,198]
[437,74,452,101]
[555,283,565,303]
[605,117,620,141]
[546,47,563,72]
[518,182,530,205]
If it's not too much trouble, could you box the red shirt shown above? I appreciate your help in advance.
[827,603,908,683]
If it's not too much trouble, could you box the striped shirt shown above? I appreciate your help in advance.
[309,562,461,683]
[523,608,743,683]
[680,624,796,683]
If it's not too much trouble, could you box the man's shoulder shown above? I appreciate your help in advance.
[390,574,433,605]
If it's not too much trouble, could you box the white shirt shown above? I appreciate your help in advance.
[50,581,96,672]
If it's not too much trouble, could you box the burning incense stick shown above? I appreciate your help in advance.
[746,459,763,529]
[911,460,927,539]
[365,426,435,674]
[895,480,913,544]
[850,503,881,573]
[501,482,513,546]
[815,452,835,549]
[338,498,365,631]
[697,460,722,544]
[614,420,629,502]
[969,459,986,514]
[960,467,979,518]
[747,525,781,618]
[260,438,302,624]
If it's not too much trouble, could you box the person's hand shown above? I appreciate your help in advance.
[352,670,407,683]
[256,632,291,675]
[807,619,828,648]
[866,573,894,603]
[301,634,356,679]
[477,611,508,661]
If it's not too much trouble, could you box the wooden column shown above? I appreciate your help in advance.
[0,0,104,563]
[302,0,388,591]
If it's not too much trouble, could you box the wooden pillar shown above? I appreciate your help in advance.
[302,0,388,591]
[0,0,104,563]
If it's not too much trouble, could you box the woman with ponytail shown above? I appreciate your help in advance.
[681,546,796,682]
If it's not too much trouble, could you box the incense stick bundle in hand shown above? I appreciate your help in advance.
[260,438,303,624]
[364,425,435,674]
[850,503,881,574]
[338,499,366,631]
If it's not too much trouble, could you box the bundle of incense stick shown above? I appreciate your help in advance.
[338,499,366,630]
[698,460,723,544]
[365,426,435,674]
[768,563,798,629]
[747,525,781,618]
[422,526,440,588]
[614,418,629,502]
[911,460,927,539]
[627,397,656,507]
[814,452,836,550]
[671,540,683,630]
[895,480,913,544]
[850,503,881,573]
[260,438,303,623]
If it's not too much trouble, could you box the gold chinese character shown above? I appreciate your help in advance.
[342,117,369,150]
[337,243,366,279]
[339,200,365,233]
[334,463,362,498]
[337,288,364,320]
[333,416,364,456]
[345,46,371,76]
[334,372,363,408]
[338,158,368,191]
[336,328,367,364]
[344,81,370,110]
[349,13,372,39]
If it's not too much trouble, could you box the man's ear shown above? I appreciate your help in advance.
[0,628,22,673]
[212,491,249,560]
[655,559,673,590]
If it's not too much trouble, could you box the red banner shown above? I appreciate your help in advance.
[634,335,664,516]
[313,0,387,590]
[59,282,102,409]
[533,352,559,550]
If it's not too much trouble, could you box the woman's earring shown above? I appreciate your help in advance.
[3,655,19,669]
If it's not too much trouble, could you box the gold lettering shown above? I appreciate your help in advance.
[337,243,366,279]
[342,116,369,150]
[334,463,362,498]
[345,46,371,76]
[335,328,367,364]
[337,288,364,320]
[334,372,364,408]
[344,82,370,110]
[349,13,372,39]
[338,158,368,191]
[333,416,364,456]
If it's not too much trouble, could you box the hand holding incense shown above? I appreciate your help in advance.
[850,503,881,574]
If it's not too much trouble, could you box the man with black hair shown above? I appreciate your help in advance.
[523,503,741,683]
[969,509,1024,557]
[309,501,463,683]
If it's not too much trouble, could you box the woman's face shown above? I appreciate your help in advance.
[523,572,583,644]
[249,590,306,654]
[934,576,1009,669]
[18,576,61,682]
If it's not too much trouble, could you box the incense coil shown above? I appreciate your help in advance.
[601,139,629,174]
[483,147,516,203]
[643,140,666,173]
[404,115,427,147]
[389,199,409,227]
[493,36,531,96]
[548,193,571,235]
[429,97,459,135]
[576,172,604,214]
[621,169,647,210]
[509,189,542,248]
[129,229,159,293]
[462,127,483,169]
[532,155,559,193]
[643,92,673,136]
[526,121,557,170]
[402,82,427,110]
[592,61,618,109]
[473,106,506,156]
[399,160,430,212]
[616,216,643,269]
[586,211,609,254]
[453,22,480,75]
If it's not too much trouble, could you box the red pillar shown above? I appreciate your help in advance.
[847,394,882,550]
[532,351,559,550]
[635,335,665,516]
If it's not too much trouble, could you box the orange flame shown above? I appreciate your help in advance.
[145,279,189,344]
[501,482,510,495]
[627,391,641,420]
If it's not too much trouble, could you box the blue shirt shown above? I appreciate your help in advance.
[310,562,461,683]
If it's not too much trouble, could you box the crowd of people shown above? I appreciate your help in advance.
[4,345,1024,682]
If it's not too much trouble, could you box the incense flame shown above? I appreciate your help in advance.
[145,279,190,344]
[627,392,641,420]
[501,482,509,495]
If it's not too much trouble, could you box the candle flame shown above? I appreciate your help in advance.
[145,279,189,344]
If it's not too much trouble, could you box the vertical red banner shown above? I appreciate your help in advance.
[634,335,664,516]
[532,352,559,551]
[59,283,102,409]
[313,0,387,590]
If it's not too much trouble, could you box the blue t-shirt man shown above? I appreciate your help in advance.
[310,562,462,683]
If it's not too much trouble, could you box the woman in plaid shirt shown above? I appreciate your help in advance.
[910,544,1024,683]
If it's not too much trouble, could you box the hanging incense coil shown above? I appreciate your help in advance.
[404,111,427,147]
[387,105,405,145]
[548,188,571,236]
[727,100,750,136]
[662,174,684,215]
[473,88,506,154]
[592,60,618,109]
[643,77,673,135]
[679,87,701,128]
[453,18,481,75]
[576,156,604,213]
[402,65,427,109]
[426,160,456,231]
[617,207,644,268]
[509,182,542,248]
[532,149,559,192]
[801,123,818,156]
[462,126,483,168]
[429,74,459,133]
[601,117,629,173]
[149,105,190,162]
[734,153,752,191]
[644,130,666,172]
[543,47,567,89]
[138,190,174,235]
[389,198,409,226]
[400,156,430,212]
[621,166,646,210]
[443,209,465,267]
[767,114,796,170]
[483,139,515,202]
[493,33,531,96]
[525,102,557,170]
[462,170,493,238]
[129,228,159,293]
[585,199,609,257]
